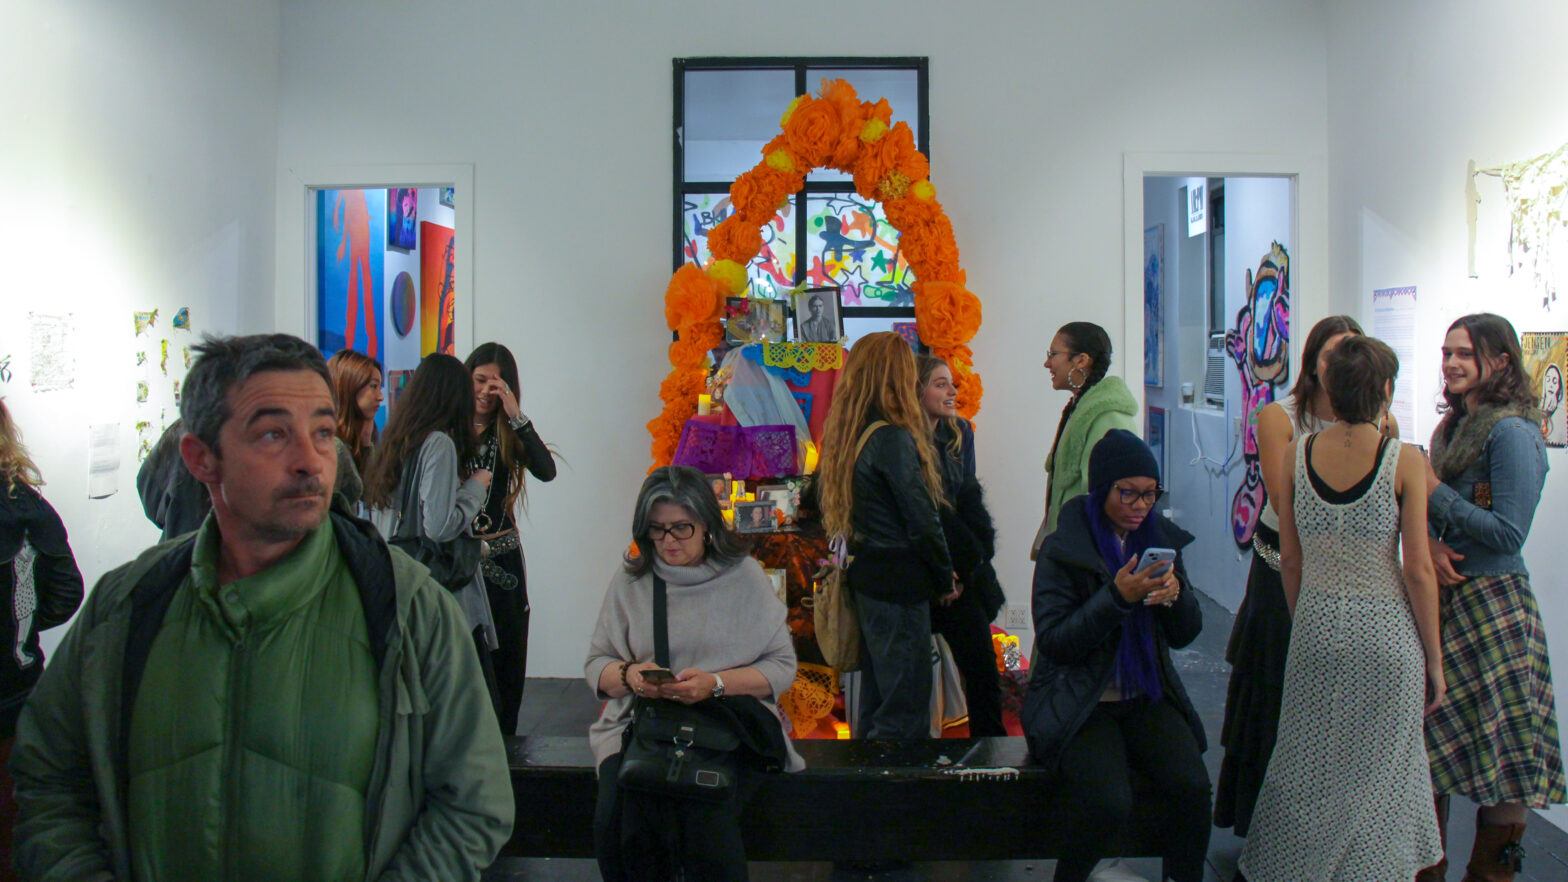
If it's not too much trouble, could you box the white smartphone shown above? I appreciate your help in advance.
[1134,547,1176,576]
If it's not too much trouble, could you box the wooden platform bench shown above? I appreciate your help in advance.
[500,734,1170,863]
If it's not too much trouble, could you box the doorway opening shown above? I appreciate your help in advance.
[1142,174,1296,611]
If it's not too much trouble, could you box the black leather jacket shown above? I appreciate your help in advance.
[846,419,952,603]
[934,420,1004,621]
[1,483,84,738]
[1020,495,1205,772]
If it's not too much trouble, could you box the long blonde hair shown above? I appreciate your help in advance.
[818,332,946,537]
[0,400,43,491]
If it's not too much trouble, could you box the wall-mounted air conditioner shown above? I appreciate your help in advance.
[1204,332,1227,407]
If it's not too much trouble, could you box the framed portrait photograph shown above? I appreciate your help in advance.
[792,286,843,343]
[706,473,732,510]
[751,298,787,343]
[757,480,803,528]
[723,297,753,346]
[733,500,776,534]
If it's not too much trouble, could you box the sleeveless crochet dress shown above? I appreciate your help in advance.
[1238,435,1440,880]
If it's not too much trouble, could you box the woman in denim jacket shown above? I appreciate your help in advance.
[1417,313,1563,882]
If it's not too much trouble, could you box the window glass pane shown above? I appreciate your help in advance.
[842,316,921,351]
[684,68,796,183]
[805,67,920,182]
[802,193,912,307]
[681,193,796,300]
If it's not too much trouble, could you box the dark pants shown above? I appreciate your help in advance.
[0,736,17,882]
[852,591,932,740]
[930,592,1006,736]
[486,546,530,736]
[1053,699,1212,882]
[594,753,755,881]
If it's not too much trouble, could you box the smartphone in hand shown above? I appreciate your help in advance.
[1134,547,1176,577]
[640,667,676,685]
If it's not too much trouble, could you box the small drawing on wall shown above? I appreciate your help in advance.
[1144,224,1164,387]
[439,187,455,208]
[1521,332,1567,447]
[133,309,158,336]
[172,307,190,330]
[29,313,74,393]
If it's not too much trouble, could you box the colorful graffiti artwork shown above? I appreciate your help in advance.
[317,189,385,359]
[804,194,910,307]
[1225,242,1291,550]
[682,194,794,300]
[419,222,455,356]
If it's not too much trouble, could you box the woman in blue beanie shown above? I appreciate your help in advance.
[1022,429,1211,882]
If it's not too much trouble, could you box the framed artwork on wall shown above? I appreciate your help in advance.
[1144,224,1164,387]
[387,187,418,251]
[792,286,843,343]
[1521,332,1567,447]
[1146,405,1167,480]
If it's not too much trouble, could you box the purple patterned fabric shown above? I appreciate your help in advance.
[672,420,798,479]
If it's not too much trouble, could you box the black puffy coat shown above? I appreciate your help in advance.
[1020,495,1205,772]
[846,417,952,603]
[0,483,84,738]
[934,420,1004,622]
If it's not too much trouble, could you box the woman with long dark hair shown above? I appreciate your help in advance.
[464,342,557,735]
[363,354,496,666]
[326,348,383,478]
[817,332,952,739]
[1215,314,1403,835]
[1417,313,1563,881]
[916,354,1005,736]
[1032,322,1138,559]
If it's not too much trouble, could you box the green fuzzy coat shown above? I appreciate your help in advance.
[1032,375,1140,556]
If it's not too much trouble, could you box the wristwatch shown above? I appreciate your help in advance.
[710,672,726,698]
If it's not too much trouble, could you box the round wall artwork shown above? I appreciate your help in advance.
[390,271,417,337]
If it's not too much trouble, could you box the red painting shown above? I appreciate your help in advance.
[420,222,455,355]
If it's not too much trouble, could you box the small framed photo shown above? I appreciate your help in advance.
[706,473,732,510]
[724,297,752,346]
[793,286,843,343]
[757,480,803,528]
[734,500,776,533]
[751,299,787,343]
[764,568,787,605]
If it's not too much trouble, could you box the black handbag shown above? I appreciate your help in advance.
[388,452,483,592]
[616,575,741,803]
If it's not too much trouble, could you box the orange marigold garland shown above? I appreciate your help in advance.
[650,80,984,465]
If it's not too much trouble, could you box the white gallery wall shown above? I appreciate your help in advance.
[0,0,282,655]
[1327,0,1568,830]
[274,0,1332,676]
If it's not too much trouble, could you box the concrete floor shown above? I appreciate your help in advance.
[502,588,1568,881]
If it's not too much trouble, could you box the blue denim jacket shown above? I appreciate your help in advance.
[1429,415,1548,579]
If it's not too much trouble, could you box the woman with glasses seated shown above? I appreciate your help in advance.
[1021,429,1211,882]
[586,465,802,882]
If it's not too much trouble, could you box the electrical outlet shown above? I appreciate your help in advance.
[1003,604,1030,630]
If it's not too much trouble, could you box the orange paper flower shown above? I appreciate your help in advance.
[664,263,722,330]
[913,280,982,349]
[782,96,841,169]
[818,79,870,171]
[669,321,724,368]
[706,214,763,263]
[730,165,802,223]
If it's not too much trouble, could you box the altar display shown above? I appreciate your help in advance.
[646,80,1015,738]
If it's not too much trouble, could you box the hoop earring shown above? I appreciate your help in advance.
[1068,367,1086,390]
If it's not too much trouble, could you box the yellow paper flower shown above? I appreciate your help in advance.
[912,180,936,201]
[765,149,797,174]
[779,95,805,128]
[860,118,888,143]
[707,259,749,295]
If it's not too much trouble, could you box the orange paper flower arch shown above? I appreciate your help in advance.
[649,79,983,467]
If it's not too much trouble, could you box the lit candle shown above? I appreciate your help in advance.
[697,394,712,415]
[803,441,819,473]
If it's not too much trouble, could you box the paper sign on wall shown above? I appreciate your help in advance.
[1187,178,1208,237]
[87,423,119,499]
[1372,287,1418,442]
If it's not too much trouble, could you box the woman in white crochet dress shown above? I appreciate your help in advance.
[1237,335,1444,881]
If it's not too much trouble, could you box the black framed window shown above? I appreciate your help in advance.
[674,57,929,344]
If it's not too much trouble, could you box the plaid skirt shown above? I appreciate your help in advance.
[1426,572,1567,807]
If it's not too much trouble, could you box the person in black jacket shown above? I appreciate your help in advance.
[817,332,953,740]
[917,355,1005,736]
[1021,429,1210,882]
[0,399,84,872]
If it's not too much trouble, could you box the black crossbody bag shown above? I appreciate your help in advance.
[616,575,741,803]
[389,453,483,592]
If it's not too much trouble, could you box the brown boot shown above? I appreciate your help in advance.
[1416,795,1450,881]
[1461,809,1527,882]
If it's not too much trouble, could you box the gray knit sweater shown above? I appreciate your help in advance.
[585,555,803,771]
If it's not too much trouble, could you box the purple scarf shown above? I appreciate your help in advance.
[1084,489,1163,702]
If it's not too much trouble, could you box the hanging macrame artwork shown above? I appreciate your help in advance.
[1471,142,1568,308]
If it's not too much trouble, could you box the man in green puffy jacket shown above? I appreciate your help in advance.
[9,334,514,881]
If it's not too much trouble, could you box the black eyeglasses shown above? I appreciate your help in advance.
[1112,485,1163,506]
[647,522,697,541]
